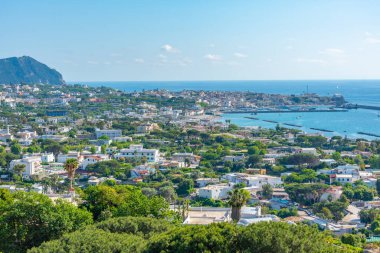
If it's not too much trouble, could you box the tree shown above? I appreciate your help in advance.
[12,163,26,181]
[10,142,22,155]
[359,208,380,224]
[176,179,194,196]
[376,178,380,196]
[142,187,158,198]
[332,152,341,161]
[159,186,177,203]
[0,191,92,253]
[246,154,262,167]
[82,185,170,221]
[279,153,319,167]
[90,146,96,154]
[285,183,329,206]
[29,217,362,253]
[64,158,79,192]
[261,184,273,199]
[370,155,380,169]
[228,188,250,221]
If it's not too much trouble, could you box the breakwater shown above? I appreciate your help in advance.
[344,104,380,111]
[224,109,348,114]
[358,132,380,138]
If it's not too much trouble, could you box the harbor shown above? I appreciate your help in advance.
[222,107,380,140]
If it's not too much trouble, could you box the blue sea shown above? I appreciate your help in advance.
[76,80,380,140]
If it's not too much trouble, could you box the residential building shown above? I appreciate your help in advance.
[10,156,42,177]
[95,129,122,140]
[115,144,159,162]
[81,154,110,169]
[196,178,220,187]
[198,184,232,200]
[57,151,82,163]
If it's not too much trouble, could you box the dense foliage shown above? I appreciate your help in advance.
[81,185,171,221]
[0,191,92,253]
[30,217,362,253]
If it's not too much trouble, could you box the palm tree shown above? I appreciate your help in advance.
[64,158,79,193]
[228,188,250,222]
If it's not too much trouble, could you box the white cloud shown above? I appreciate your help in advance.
[87,60,99,65]
[296,58,326,64]
[110,53,123,57]
[366,37,380,44]
[364,32,380,44]
[161,44,179,53]
[204,54,222,61]
[319,48,345,56]
[134,58,144,64]
[233,52,248,58]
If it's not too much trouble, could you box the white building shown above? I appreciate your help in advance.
[95,129,122,140]
[81,154,110,169]
[10,157,42,177]
[222,173,282,189]
[198,184,232,200]
[172,153,200,165]
[223,155,245,162]
[196,178,220,187]
[115,144,159,162]
[245,175,283,189]
[330,174,354,184]
[24,153,55,163]
[298,148,318,156]
[40,135,68,142]
[57,151,82,163]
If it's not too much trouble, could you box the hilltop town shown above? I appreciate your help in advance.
[0,83,379,252]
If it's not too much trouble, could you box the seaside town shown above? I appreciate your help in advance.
[0,82,380,252]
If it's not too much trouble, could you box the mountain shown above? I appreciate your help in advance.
[0,56,65,85]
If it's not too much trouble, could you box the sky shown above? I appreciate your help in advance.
[1,0,380,81]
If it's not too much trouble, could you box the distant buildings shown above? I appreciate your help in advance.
[95,129,122,140]
[222,173,282,189]
[57,151,82,163]
[81,154,110,169]
[115,144,159,162]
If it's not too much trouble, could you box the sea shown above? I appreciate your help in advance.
[75,80,380,140]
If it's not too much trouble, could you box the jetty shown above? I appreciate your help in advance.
[344,104,380,111]
[357,132,380,138]
[262,120,279,123]
[310,127,334,133]
[283,123,302,127]
[244,117,259,120]
[224,109,348,114]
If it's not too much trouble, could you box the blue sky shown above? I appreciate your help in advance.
[1,0,380,81]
